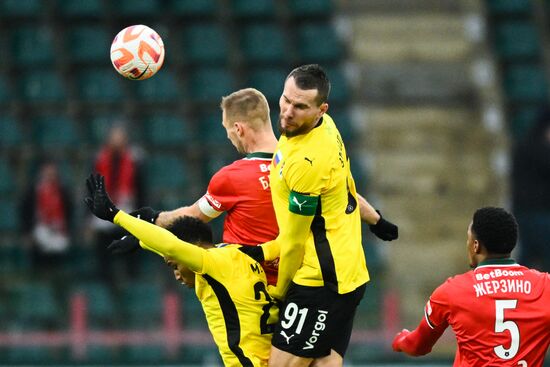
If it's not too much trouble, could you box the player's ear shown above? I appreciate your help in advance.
[473,240,481,254]
[234,121,245,137]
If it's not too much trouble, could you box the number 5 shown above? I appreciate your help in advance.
[494,299,520,360]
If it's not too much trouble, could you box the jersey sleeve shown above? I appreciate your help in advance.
[113,211,206,273]
[424,280,451,329]
[198,167,237,218]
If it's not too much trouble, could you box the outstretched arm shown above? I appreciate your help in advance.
[392,317,446,356]
[358,193,399,241]
[85,174,206,272]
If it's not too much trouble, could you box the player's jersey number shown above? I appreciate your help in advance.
[254,282,276,334]
[494,299,520,360]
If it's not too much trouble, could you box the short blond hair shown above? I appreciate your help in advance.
[220,88,270,131]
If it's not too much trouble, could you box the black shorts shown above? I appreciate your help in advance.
[271,282,366,358]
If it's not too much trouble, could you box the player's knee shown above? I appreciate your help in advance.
[310,350,343,367]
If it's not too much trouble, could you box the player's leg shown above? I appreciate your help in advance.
[268,346,313,367]
[312,283,366,367]
[310,349,343,367]
[270,283,333,367]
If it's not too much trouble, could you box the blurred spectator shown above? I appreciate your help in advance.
[20,159,73,281]
[90,123,146,283]
[512,107,550,272]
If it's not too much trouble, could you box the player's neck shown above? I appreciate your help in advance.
[246,131,278,154]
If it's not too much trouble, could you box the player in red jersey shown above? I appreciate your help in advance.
[392,207,550,366]
[111,88,280,284]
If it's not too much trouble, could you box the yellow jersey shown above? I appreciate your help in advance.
[269,114,370,294]
[114,211,279,367]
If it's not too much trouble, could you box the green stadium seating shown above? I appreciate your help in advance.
[0,160,15,194]
[0,73,12,102]
[72,282,116,328]
[241,23,287,64]
[486,0,532,15]
[11,26,55,66]
[124,345,167,363]
[0,198,18,231]
[0,116,23,147]
[297,23,343,63]
[288,0,334,17]
[77,68,125,102]
[181,290,208,330]
[120,283,163,328]
[504,64,549,102]
[246,67,286,102]
[144,113,192,146]
[9,282,61,327]
[196,111,228,144]
[188,67,236,103]
[0,244,31,276]
[20,72,67,102]
[7,346,66,364]
[87,114,142,145]
[232,0,276,18]
[324,66,350,104]
[58,0,103,17]
[65,25,111,63]
[135,71,182,102]
[182,24,229,65]
[111,0,162,17]
[509,106,539,140]
[495,21,540,60]
[180,345,221,365]
[147,154,188,191]
[1,0,43,16]
[32,115,80,149]
[171,0,217,17]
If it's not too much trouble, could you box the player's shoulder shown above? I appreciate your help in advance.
[435,271,474,294]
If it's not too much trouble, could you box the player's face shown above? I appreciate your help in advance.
[279,76,328,137]
[174,264,196,288]
[222,110,246,154]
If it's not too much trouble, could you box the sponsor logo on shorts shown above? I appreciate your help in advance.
[303,310,328,350]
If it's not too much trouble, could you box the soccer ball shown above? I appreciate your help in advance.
[110,25,165,80]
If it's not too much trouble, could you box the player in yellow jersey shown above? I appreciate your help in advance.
[267,65,398,367]
[84,174,279,367]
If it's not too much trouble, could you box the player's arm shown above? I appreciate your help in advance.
[156,202,212,227]
[114,211,205,272]
[84,174,206,272]
[392,317,447,356]
[269,191,317,299]
[358,193,399,241]
[357,193,380,224]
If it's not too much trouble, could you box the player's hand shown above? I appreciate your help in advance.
[108,235,140,255]
[369,211,398,241]
[392,329,410,352]
[84,174,119,222]
[129,207,161,224]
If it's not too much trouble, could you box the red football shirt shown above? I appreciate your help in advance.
[424,258,550,366]
[197,152,279,284]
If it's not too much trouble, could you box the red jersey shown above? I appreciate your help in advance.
[197,152,279,284]
[425,258,550,366]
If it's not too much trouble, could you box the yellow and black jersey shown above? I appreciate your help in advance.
[270,114,370,294]
[114,211,278,367]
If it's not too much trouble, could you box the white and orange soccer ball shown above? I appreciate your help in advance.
[110,25,165,80]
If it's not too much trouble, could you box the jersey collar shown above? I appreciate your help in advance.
[476,258,518,268]
[245,152,273,159]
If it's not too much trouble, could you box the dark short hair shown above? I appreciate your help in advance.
[286,64,331,105]
[471,207,518,254]
[166,216,213,245]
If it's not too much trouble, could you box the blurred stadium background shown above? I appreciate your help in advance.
[0,0,549,365]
